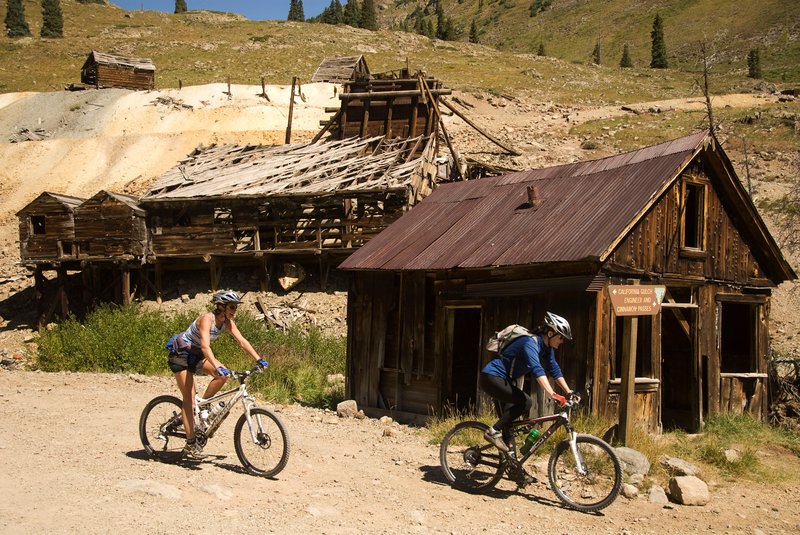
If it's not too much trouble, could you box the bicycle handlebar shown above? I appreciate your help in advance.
[229,366,265,382]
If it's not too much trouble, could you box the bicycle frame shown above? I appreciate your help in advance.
[506,402,587,475]
[195,370,260,441]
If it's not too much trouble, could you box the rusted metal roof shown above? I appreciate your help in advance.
[83,50,156,72]
[340,131,710,271]
[142,135,432,201]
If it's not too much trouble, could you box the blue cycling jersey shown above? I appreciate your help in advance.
[481,334,563,380]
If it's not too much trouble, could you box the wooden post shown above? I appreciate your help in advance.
[57,266,69,319]
[619,316,638,445]
[360,98,370,138]
[285,76,297,144]
[155,262,163,304]
[261,77,270,100]
[121,266,131,305]
[178,79,182,90]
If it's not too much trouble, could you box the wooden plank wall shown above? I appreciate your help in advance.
[75,199,147,258]
[88,65,154,90]
[609,167,762,284]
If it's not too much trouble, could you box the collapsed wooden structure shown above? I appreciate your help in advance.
[311,55,370,83]
[80,50,156,90]
[340,132,796,430]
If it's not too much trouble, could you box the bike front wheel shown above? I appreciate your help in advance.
[439,421,505,493]
[139,395,186,461]
[233,407,290,478]
[547,434,622,512]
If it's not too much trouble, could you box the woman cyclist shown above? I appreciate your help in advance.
[480,312,574,453]
[166,290,268,459]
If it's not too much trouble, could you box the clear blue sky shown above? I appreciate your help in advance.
[110,1,336,21]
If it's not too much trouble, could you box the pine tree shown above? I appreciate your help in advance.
[288,0,305,21]
[174,0,187,14]
[320,0,343,24]
[537,42,546,56]
[5,0,32,38]
[747,48,761,79]
[343,0,360,27]
[650,13,668,69]
[469,18,479,44]
[592,41,602,65]
[359,0,377,31]
[41,0,64,38]
[620,43,633,68]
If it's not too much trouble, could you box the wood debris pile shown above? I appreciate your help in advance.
[10,128,51,143]
[255,297,317,331]
[150,96,193,110]
[770,358,800,430]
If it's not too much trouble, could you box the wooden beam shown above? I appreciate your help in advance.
[419,76,462,180]
[339,88,451,100]
[440,97,522,156]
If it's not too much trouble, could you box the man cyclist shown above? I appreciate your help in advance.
[166,290,268,460]
[479,312,574,453]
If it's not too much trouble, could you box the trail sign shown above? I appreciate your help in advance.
[608,285,666,316]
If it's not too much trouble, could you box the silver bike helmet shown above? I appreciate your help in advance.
[212,290,243,305]
[544,312,572,340]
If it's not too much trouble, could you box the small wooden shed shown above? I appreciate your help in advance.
[17,192,85,263]
[311,55,370,83]
[339,131,796,430]
[81,50,155,90]
[74,190,147,260]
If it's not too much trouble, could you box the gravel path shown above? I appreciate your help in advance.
[1,369,798,534]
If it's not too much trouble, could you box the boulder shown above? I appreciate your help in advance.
[336,399,359,418]
[668,476,710,506]
[615,446,651,476]
[621,483,639,499]
[648,486,669,504]
[660,455,700,477]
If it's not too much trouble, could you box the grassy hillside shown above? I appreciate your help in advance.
[382,0,800,82]
[0,0,794,100]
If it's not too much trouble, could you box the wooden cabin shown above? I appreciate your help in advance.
[139,135,441,296]
[17,192,85,264]
[75,191,147,261]
[311,55,370,84]
[339,132,796,430]
[81,51,155,90]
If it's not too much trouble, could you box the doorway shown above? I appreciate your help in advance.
[661,303,696,431]
[446,307,482,413]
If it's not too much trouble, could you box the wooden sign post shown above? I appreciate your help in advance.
[608,284,666,445]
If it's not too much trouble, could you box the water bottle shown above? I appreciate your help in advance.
[199,408,210,422]
[520,428,540,455]
[210,401,225,417]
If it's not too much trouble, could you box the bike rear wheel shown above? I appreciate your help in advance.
[547,434,622,512]
[139,395,186,461]
[233,407,290,478]
[439,421,505,493]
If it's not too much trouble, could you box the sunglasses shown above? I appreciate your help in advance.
[226,304,239,311]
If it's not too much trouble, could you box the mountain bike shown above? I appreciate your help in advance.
[439,394,622,512]
[139,366,290,478]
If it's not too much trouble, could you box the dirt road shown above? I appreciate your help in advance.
[1,369,797,534]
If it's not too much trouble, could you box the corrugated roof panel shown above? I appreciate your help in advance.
[342,132,709,271]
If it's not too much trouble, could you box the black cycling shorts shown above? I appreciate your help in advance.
[167,352,205,374]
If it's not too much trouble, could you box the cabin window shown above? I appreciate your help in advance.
[30,215,46,235]
[59,241,74,257]
[214,208,233,226]
[720,302,756,373]
[681,180,706,251]
[613,315,653,379]
[175,211,191,227]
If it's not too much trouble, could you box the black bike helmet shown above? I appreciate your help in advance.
[212,290,244,305]
[544,312,572,340]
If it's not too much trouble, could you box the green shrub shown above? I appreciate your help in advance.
[34,304,346,409]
